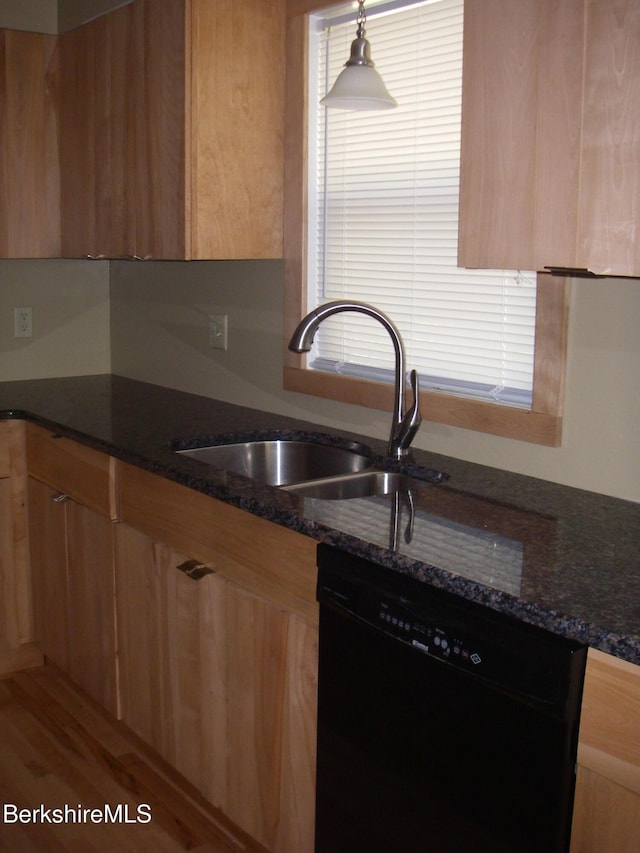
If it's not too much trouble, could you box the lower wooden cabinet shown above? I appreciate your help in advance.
[27,477,118,715]
[571,649,640,851]
[224,580,317,852]
[114,521,317,852]
[0,422,42,674]
[114,523,228,801]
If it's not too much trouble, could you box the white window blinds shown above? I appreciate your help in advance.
[308,0,536,407]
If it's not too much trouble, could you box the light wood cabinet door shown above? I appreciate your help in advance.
[577,0,640,276]
[570,649,640,850]
[28,477,118,715]
[58,3,135,258]
[0,422,42,674]
[459,0,640,277]
[188,0,285,260]
[115,520,317,852]
[0,29,60,257]
[115,523,228,805]
[28,478,69,672]
[224,581,317,852]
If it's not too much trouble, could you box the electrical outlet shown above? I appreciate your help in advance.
[14,307,32,338]
[209,314,228,350]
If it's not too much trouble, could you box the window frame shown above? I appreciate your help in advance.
[283,0,568,447]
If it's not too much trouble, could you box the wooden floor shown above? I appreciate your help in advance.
[0,665,267,852]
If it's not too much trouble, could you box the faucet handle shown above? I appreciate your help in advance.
[391,369,422,459]
[405,369,422,432]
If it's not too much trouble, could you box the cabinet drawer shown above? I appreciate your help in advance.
[578,648,640,795]
[117,461,318,623]
[25,423,116,519]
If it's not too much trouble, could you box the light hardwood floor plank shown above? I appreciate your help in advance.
[0,666,267,852]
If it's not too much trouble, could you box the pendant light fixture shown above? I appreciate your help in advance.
[321,0,397,110]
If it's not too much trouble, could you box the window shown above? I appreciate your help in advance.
[284,0,568,446]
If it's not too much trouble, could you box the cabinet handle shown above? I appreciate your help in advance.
[176,560,213,581]
[52,493,70,503]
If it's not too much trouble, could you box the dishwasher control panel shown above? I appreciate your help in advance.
[377,597,483,667]
[316,544,587,711]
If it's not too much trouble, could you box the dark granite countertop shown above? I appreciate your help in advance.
[1,374,639,664]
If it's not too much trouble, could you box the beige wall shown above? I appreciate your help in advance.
[109,260,640,503]
[0,0,57,32]
[0,256,637,502]
[0,0,131,33]
[0,260,111,379]
[57,0,132,32]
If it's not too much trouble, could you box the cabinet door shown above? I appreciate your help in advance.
[571,767,640,852]
[59,3,135,258]
[459,0,640,276]
[28,478,69,671]
[0,423,42,674]
[28,477,118,714]
[458,0,583,272]
[189,0,285,260]
[115,521,317,852]
[0,479,19,653]
[571,649,640,850]
[0,29,61,257]
[129,0,187,259]
[578,0,640,276]
[115,523,228,804]
[65,498,118,714]
[225,581,317,853]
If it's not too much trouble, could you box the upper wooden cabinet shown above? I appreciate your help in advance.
[0,29,60,257]
[458,0,640,277]
[59,0,285,260]
[1,0,284,260]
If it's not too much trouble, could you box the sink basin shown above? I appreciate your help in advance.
[175,438,373,486]
[281,470,429,500]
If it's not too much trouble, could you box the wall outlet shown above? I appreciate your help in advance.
[14,307,33,338]
[209,314,228,350]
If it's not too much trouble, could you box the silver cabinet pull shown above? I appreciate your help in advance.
[176,560,213,581]
[52,493,70,503]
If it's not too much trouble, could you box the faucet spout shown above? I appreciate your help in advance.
[288,300,422,459]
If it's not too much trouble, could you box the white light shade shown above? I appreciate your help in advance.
[321,64,398,110]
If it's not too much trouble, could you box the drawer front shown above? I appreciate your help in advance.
[25,423,115,519]
[117,461,318,623]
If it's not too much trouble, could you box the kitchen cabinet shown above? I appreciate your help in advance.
[571,648,640,851]
[114,524,228,803]
[458,0,640,277]
[57,3,135,259]
[0,28,60,257]
[116,461,317,852]
[58,0,285,260]
[25,424,119,715]
[0,422,42,674]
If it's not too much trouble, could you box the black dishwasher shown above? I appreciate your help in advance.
[315,544,587,853]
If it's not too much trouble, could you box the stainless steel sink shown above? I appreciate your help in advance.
[281,470,429,500]
[175,438,373,486]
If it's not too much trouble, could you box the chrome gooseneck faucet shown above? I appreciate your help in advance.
[288,300,422,460]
